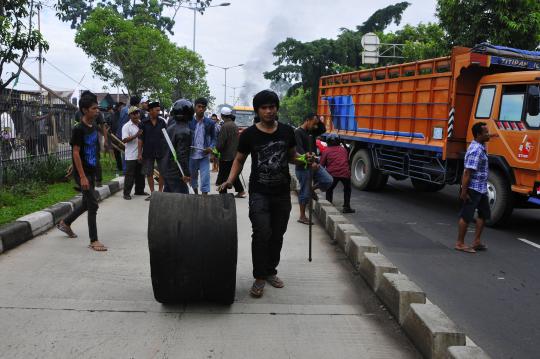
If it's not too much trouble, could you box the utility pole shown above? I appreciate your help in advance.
[37,3,43,93]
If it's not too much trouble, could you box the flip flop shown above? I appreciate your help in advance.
[88,243,108,252]
[267,275,285,288]
[235,193,247,198]
[297,218,313,225]
[454,246,476,253]
[472,243,488,251]
[250,281,265,298]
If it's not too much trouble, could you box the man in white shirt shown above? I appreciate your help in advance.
[122,106,145,200]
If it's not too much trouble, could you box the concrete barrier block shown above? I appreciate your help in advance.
[447,346,491,359]
[0,221,33,253]
[326,214,348,241]
[16,211,53,237]
[335,223,363,250]
[320,205,341,229]
[96,186,111,201]
[314,199,332,219]
[359,252,398,291]
[112,176,125,190]
[403,303,466,359]
[377,273,426,325]
[43,202,73,224]
[67,195,83,210]
[344,235,378,269]
[107,180,120,194]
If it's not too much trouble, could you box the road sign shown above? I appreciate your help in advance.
[361,32,380,52]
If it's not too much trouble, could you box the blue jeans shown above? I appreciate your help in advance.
[295,166,333,205]
[189,156,211,193]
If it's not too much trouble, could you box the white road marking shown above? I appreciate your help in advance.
[517,238,540,250]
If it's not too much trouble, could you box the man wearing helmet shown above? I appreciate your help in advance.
[160,99,193,194]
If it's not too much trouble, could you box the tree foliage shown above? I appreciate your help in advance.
[55,0,212,34]
[0,0,49,90]
[75,7,210,107]
[279,88,312,127]
[436,0,540,49]
[264,2,412,107]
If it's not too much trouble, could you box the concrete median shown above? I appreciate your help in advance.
[335,223,363,250]
[403,303,466,359]
[326,214,348,241]
[17,211,54,237]
[314,199,332,219]
[344,235,378,269]
[359,252,398,291]
[447,346,491,359]
[106,181,121,194]
[96,185,111,201]
[0,221,33,253]
[377,273,426,325]
[43,202,73,224]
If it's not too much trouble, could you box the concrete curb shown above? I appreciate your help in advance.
[308,196,490,358]
[17,211,54,237]
[0,221,33,253]
[0,178,123,255]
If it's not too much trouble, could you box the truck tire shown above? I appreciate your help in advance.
[148,192,238,305]
[486,170,513,227]
[410,178,445,192]
[351,149,387,191]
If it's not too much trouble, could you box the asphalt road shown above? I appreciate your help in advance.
[330,178,540,359]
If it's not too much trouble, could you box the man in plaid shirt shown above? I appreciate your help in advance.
[456,122,491,253]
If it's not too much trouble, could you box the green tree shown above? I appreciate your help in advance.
[264,2,412,107]
[170,46,213,103]
[0,0,49,90]
[55,0,212,34]
[436,0,540,49]
[279,88,312,126]
[74,7,209,107]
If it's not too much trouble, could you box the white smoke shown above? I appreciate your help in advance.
[238,16,292,106]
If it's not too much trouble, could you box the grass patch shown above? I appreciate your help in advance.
[0,152,119,226]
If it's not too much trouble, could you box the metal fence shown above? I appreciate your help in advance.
[0,89,77,186]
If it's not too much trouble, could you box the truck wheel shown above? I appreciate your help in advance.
[486,171,513,227]
[351,149,386,191]
[410,178,445,192]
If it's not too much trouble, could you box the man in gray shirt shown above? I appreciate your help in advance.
[215,107,245,197]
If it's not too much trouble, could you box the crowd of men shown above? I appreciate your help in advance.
[55,87,487,297]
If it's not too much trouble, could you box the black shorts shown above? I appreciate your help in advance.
[459,189,491,223]
[142,157,160,177]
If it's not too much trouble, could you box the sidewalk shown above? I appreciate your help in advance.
[0,165,420,358]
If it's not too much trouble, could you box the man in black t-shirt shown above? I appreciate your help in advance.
[57,91,107,252]
[219,90,308,298]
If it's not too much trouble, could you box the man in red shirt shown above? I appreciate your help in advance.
[320,133,355,213]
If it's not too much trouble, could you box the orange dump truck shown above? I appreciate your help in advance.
[318,45,540,225]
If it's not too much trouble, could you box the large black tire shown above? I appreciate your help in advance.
[148,192,238,304]
[410,178,445,192]
[486,170,513,227]
[350,149,387,191]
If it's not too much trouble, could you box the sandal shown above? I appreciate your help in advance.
[88,242,108,252]
[56,221,78,238]
[472,243,488,251]
[454,246,476,254]
[297,218,313,225]
[250,280,265,298]
[235,192,247,198]
[267,275,284,288]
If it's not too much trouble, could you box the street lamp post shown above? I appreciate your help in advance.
[223,85,245,105]
[208,63,243,104]
[178,2,231,52]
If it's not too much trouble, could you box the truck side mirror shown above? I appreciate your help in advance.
[527,85,540,117]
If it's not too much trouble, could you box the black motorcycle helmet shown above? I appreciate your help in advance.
[170,99,194,121]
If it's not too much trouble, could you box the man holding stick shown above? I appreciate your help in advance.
[218,90,309,298]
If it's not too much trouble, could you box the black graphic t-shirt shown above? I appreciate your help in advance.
[237,122,296,194]
[70,122,99,177]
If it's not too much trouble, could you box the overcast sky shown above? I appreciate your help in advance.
[3,0,437,108]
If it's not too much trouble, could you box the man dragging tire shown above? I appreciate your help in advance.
[218,90,308,298]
